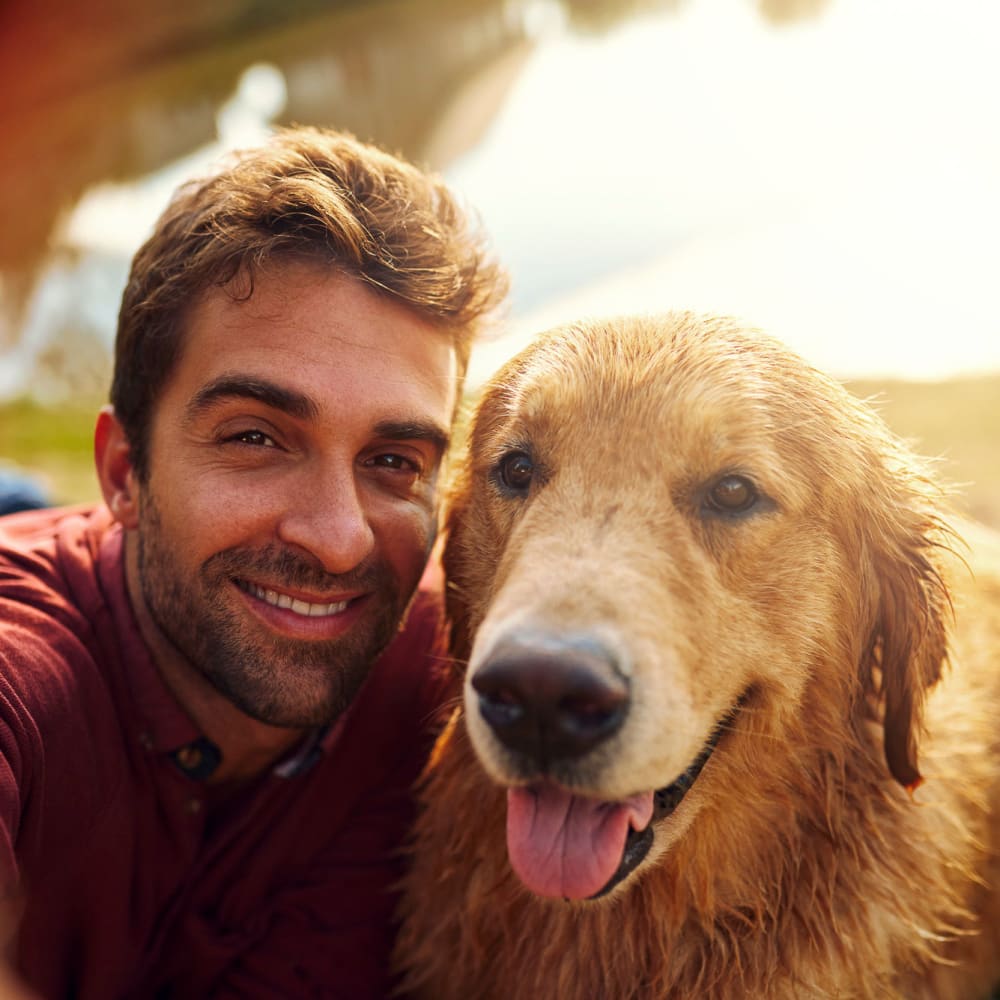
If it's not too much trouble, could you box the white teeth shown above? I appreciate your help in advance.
[243,582,349,617]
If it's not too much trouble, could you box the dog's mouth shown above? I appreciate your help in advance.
[505,697,745,902]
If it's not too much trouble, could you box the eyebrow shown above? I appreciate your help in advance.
[186,375,319,423]
[373,419,450,456]
[185,375,450,452]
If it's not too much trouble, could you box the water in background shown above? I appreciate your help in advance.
[1,0,998,402]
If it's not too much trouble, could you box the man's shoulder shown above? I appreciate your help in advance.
[0,503,109,631]
[0,503,111,590]
[0,502,104,543]
[0,504,121,721]
[0,508,129,850]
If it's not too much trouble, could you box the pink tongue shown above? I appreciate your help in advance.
[506,784,655,900]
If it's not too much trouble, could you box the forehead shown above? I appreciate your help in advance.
[476,318,829,509]
[166,261,458,418]
[487,322,775,440]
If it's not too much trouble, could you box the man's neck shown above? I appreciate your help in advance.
[122,532,305,784]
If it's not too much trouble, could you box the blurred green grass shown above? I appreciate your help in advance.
[1,374,998,528]
[0,395,103,506]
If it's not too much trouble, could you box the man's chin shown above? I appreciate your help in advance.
[203,629,394,729]
[222,672,364,730]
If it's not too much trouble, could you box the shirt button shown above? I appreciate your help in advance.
[138,732,154,750]
[168,738,222,780]
[175,746,203,771]
[185,798,203,815]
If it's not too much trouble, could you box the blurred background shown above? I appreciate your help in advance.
[1,0,998,522]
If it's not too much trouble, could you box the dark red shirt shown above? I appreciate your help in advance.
[0,505,453,998]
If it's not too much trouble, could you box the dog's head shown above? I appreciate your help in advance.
[443,314,952,902]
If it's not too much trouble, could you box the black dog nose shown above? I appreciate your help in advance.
[471,635,629,763]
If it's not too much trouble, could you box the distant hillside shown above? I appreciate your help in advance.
[844,374,1000,529]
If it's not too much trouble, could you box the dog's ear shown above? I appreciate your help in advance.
[439,378,513,670]
[441,478,475,667]
[859,501,952,791]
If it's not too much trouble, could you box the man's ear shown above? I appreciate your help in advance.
[94,405,140,529]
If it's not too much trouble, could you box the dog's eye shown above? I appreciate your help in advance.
[496,451,535,494]
[705,474,758,514]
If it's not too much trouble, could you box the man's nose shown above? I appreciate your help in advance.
[276,464,376,575]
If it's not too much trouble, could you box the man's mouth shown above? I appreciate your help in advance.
[504,697,746,901]
[235,579,351,618]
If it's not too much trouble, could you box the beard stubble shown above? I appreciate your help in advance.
[135,493,408,728]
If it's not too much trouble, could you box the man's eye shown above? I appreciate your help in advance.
[369,453,420,474]
[227,429,276,447]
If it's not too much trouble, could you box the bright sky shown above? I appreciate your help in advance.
[53,0,1000,390]
[448,0,1000,382]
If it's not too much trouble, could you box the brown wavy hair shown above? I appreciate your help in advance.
[111,125,507,481]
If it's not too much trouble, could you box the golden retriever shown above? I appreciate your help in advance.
[393,313,1000,999]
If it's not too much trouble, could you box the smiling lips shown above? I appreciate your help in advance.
[237,579,351,618]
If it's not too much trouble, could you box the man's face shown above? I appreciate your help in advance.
[129,262,457,728]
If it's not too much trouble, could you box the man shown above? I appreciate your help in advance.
[0,126,506,998]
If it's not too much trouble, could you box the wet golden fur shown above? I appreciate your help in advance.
[394,314,1000,999]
